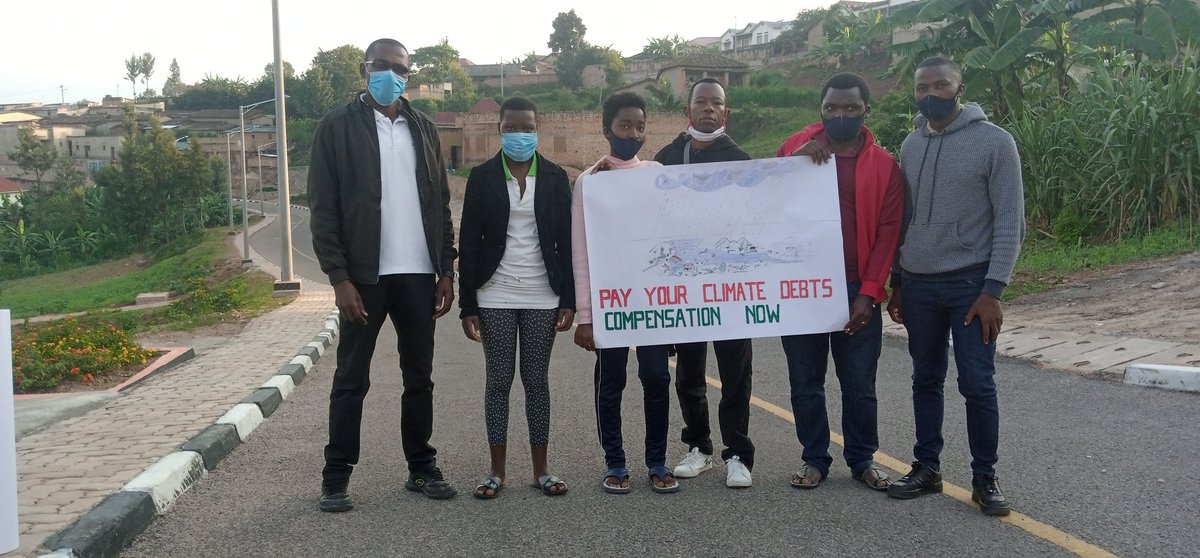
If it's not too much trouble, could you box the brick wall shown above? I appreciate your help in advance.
[459,110,688,170]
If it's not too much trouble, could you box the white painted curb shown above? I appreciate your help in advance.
[262,375,296,400]
[37,550,76,558]
[289,355,313,371]
[122,451,207,513]
[305,341,326,357]
[215,403,265,442]
[1123,363,1200,393]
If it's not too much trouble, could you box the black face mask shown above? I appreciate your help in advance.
[918,93,958,122]
[822,116,864,142]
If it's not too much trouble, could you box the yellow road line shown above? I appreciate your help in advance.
[697,372,1118,558]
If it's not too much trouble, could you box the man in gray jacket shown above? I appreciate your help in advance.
[885,57,1024,516]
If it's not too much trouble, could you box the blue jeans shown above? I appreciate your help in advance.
[594,345,672,471]
[781,282,882,477]
[902,277,999,476]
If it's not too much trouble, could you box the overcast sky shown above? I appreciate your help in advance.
[0,0,832,105]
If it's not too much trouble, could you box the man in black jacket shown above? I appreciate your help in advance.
[653,78,756,488]
[308,38,458,511]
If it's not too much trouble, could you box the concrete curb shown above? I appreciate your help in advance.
[38,309,341,558]
[884,325,1200,393]
[1123,363,1200,393]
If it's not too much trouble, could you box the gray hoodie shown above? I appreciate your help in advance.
[897,102,1025,298]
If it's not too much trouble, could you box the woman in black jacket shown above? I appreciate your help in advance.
[457,97,575,499]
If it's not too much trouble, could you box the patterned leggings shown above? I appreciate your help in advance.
[478,308,558,446]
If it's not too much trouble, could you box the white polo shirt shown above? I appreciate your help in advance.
[370,100,434,275]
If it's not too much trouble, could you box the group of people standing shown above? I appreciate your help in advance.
[307,38,1025,517]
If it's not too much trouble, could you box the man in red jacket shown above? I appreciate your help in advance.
[776,72,904,492]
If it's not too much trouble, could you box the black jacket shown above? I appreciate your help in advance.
[457,151,574,318]
[308,94,456,285]
[653,132,752,166]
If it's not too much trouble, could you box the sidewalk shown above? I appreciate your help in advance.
[882,310,1200,385]
[7,245,334,556]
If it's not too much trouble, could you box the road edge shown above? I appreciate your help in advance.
[37,310,340,558]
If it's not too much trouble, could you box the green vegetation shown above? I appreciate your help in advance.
[1008,225,1200,297]
[0,229,229,318]
[727,106,822,159]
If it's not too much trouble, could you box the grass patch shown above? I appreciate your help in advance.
[1008,224,1200,298]
[728,106,822,159]
[449,166,472,179]
[0,228,233,318]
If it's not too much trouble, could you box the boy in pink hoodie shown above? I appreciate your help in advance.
[571,93,676,494]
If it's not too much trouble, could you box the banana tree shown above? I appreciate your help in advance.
[1069,0,1200,66]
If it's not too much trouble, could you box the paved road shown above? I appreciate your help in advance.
[245,201,327,286]
[122,316,1199,556]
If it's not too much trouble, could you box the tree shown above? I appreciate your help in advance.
[640,35,693,60]
[9,127,58,192]
[96,105,215,244]
[409,38,476,96]
[139,53,156,94]
[548,10,587,53]
[603,48,625,88]
[1069,0,1200,66]
[410,38,460,84]
[171,75,250,110]
[125,54,141,96]
[647,79,682,111]
[302,65,335,117]
[520,51,540,72]
[163,58,185,97]
[264,61,296,80]
[311,45,366,102]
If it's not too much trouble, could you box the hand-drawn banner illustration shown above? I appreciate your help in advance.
[583,157,849,348]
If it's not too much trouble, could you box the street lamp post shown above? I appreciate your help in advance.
[272,0,298,292]
[223,132,235,227]
[237,97,280,265]
[256,141,276,217]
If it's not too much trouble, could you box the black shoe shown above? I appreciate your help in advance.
[319,489,353,512]
[887,461,943,500]
[406,467,457,500]
[972,474,1012,516]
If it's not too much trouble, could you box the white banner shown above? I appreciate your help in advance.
[1,310,18,555]
[583,157,849,349]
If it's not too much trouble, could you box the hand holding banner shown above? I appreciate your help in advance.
[582,157,849,348]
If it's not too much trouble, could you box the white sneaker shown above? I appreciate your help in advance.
[726,456,752,488]
[673,447,714,478]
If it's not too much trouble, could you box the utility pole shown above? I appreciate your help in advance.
[59,85,65,105]
[272,0,299,292]
[500,57,505,98]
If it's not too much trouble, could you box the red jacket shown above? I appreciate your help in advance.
[776,123,904,303]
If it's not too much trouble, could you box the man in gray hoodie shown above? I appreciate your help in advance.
[884,57,1025,516]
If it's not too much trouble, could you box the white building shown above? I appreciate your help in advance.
[720,20,794,52]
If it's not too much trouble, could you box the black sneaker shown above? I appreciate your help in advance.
[972,474,1011,516]
[318,488,353,512]
[406,467,457,500]
[887,461,943,500]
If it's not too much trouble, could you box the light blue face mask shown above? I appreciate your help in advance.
[501,132,538,162]
[367,70,406,106]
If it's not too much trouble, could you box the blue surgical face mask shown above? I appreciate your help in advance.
[607,134,643,160]
[367,70,406,106]
[501,132,537,162]
[918,93,958,122]
[822,116,864,142]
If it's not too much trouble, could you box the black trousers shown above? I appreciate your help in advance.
[674,339,755,468]
[323,274,438,488]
